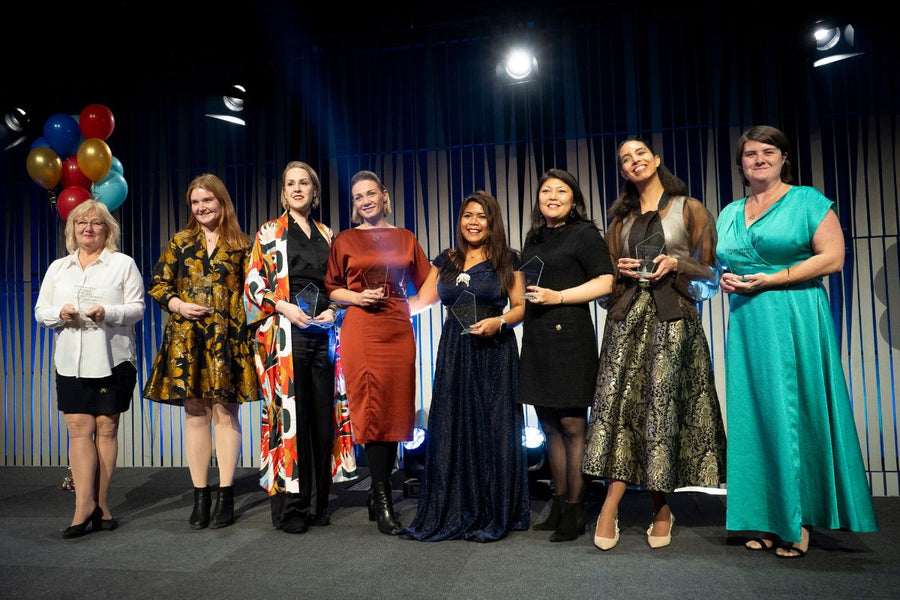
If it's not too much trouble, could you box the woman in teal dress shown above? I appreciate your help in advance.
[717,125,878,558]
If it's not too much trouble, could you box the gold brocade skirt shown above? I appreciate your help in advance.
[582,287,726,492]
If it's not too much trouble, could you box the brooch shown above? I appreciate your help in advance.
[455,273,470,287]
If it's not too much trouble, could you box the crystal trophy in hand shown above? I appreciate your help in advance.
[517,256,544,300]
[190,275,214,310]
[295,283,321,317]
[363,264,389,300]
[451,290,478,335]
[633,233,666,281]
[296,282,331,329]
[74,284,101,329]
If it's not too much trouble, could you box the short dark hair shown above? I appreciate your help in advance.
[735,125,793,186]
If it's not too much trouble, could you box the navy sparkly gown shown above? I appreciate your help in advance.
[403,250,530,542]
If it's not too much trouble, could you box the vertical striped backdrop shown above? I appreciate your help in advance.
[2,8,897,494]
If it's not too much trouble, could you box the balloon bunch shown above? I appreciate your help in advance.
[25,104,128,220]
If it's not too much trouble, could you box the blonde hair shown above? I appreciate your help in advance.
[182,174,251,250]
[280,161,322,212]
[65,200,121,253]
[349,170,392,224]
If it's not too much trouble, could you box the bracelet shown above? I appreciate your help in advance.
[786,266,792,286]
[559,291,565,304]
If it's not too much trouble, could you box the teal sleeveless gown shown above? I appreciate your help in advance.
[716,186,878,543]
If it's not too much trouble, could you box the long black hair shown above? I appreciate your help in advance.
[525,168,595,244]
[608,138,688,220]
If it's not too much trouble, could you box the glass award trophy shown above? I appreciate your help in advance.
[517,256,544,300]
[190,275,214,309]
[295,283,321,317]
[633,233,666,280]
[363,264,389,299]
[74,284,100,329]
[450,290,478,335]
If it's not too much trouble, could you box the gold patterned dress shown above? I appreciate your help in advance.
[143,231,258,405]
[582,195,726,491]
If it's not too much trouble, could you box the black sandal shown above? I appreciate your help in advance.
[775,526,810,559]
[745,535,779,551]
[776,544,807,559]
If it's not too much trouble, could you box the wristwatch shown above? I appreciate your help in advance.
[499,316,507,331]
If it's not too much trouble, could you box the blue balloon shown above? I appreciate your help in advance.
[109,156,124,176]
[30,136,50,150]
[43,114,80,158]
[92,174,128,211]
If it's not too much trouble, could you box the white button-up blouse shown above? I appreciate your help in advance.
[34,249,145,378]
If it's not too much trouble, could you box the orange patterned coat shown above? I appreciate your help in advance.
[244,213,356,495]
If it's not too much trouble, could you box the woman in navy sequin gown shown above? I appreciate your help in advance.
[404,191,530,542]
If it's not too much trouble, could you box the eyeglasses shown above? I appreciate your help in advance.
[74,220,106,230]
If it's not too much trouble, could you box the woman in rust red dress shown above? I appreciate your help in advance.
[326,170,431,535]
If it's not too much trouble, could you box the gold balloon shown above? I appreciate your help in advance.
[26,147,62,190]
[76,138,113,182]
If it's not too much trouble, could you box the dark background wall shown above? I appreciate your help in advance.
[2,1,897,494]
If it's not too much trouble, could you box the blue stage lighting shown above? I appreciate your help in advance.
[522,425,545,449]
[403,426,427,452]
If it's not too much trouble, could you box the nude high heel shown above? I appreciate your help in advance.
[647,513,674,549]
[593,514,619,551]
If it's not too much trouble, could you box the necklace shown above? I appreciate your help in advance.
[747,183,787,221]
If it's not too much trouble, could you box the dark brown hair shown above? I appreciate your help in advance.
[735,125,793,186]
[442,191,517,293]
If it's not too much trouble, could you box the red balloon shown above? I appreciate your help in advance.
[78,104,115,140]
[60,157,92,190]
[57,186,92,221]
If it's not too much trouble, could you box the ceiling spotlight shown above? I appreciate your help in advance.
[814,25,841,51]
[2,107,30,151]
[503,48,538,81]
[813,22,862,67]
[206,84,247,126]
[223,84,246,112]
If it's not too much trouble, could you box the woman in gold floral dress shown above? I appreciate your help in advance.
[581,139,726,551]
[144,174,258,529]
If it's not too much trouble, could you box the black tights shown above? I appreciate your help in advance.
[364,442,398,486]
[535,406,587,503]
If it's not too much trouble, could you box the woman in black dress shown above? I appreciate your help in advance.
[519,169,614,542]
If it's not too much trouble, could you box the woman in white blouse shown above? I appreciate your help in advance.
[34,200,145,538]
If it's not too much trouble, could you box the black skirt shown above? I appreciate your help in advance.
[56,362,137,415]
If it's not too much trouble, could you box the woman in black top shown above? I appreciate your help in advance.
[245,161,340,533]
[519,169,614,542]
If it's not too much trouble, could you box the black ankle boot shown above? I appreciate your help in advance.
[209,486,234,529]
[533,494,565,531]
[549,501,585,542]
[371,482,401,535]
[189,487,211,530]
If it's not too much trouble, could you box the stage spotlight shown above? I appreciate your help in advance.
[497,48,538,83]
[402,426,427,498]
[205,84,247,126]
[2,107,30,151]
[523,425,552,496]
[813,21,862,67]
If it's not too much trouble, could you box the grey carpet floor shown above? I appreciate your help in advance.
[1,467,896,600]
